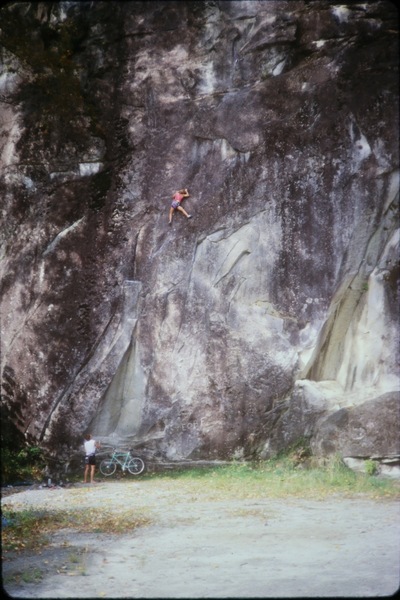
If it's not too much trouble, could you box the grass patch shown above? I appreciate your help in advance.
[145,455,400,501]
[1,507,152,556]
[3,567,44,586]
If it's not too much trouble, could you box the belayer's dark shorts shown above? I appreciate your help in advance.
[85,455,96,466]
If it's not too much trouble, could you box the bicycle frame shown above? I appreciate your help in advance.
[110,450,132,471]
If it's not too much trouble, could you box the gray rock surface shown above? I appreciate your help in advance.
[0,1,398,469]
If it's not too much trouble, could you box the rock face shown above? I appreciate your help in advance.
[0,1,398,469]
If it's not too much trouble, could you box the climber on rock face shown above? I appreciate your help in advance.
[169,188,192,224]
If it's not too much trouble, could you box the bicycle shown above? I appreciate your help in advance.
[99,449,145,477]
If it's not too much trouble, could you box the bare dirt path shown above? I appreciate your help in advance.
[2,479,400,598]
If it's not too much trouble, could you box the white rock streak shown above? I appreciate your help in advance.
[43,218,85,257]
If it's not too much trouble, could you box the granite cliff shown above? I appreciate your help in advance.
[0,1,399,474]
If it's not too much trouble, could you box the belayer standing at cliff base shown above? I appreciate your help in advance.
[83,434,100,484]
[169,188,192,223]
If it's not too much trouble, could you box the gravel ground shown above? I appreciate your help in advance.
[2,479,400,598]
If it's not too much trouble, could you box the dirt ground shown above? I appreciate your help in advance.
[1,478,400,599]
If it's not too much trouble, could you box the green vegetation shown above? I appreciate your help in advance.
[364,459,379,476]
[21,567,43,583]
[1,507,152,555]
[144,453,400,501]
[3,567,44,586]
[1,445,46,485]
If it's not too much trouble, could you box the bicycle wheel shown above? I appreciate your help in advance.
[127,457,145,475]
[100,459,117,476]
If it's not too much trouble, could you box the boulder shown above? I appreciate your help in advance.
[311,392,400,468]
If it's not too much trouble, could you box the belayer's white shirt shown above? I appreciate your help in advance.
[84,439,96,456]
